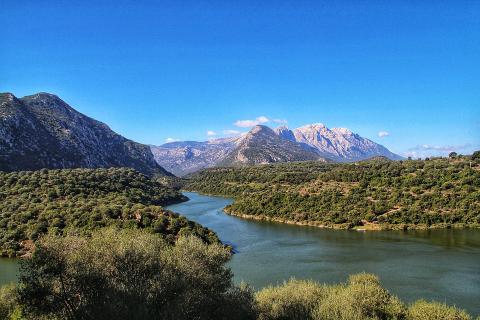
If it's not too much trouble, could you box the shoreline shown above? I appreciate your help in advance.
[224,208,480,231]
[185,191,480,231]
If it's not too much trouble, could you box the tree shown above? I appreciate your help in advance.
[17,228,256,320]
[449,152,457,158]
[472,150,480,160]
[408,300,471,320]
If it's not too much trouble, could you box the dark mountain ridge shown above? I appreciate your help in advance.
[0,92,171,176]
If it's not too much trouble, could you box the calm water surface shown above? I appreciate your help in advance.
[0,258,19,287]
[167,192,480,315]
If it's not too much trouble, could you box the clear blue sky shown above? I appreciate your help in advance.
[1,1,479,157]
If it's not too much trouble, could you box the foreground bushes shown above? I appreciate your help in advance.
[13,229,255,320]
[256,275,473,320]
[256,274,406,320]
[407,300,472,320]
[0,229,476,319]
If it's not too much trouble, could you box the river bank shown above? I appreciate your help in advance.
[223,206,480,231]
[188,190,480,231]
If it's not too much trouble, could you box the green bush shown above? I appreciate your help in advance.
[408,300,472,320]
[313,273,406,320]
[255,273,406,320]
[256,279,328,320]
[0,284,20,319]
[17,228,256,320]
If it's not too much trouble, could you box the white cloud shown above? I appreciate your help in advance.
[273,119,288,125]
[223,129,241,135]
[234,116,270,128]
[378,131,389,138]
[256,116,269,123]
[165,137,179,143]
[206,130,217,137]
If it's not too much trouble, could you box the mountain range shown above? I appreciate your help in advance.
[151,123,402,176]
[1,92,402,177]
[0,92,170,176]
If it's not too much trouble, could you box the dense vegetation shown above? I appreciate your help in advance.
[0,168,219,257]
[0,228,476,319]
[186,155,480,229]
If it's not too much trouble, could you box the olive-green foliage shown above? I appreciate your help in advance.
[16,228,256,320]
[255,279,328,320]
[256,273,406,320]
[312,273,406,320]
[0,168,220,256]
[186,156,480,228]
[407,300,472,320]
[0,284,21,320]
[472,151,480,161]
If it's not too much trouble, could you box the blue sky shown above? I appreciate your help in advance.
[1,1,479,157]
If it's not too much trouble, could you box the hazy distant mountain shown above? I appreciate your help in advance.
[0,92,171,176]
[150,137,239,176]
[280,123,403,162]
[152,123,402,176]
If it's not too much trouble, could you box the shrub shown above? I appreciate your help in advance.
[0,284,20,319]
[408,300,471,320]
[255,279,327,320]
[312,273,406,320]
[17,228,255,320]
[256,273,406,320]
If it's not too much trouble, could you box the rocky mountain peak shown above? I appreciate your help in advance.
[274,125,296,142]
[248,125,272,135]
[299,123,327,130]
[0,92,16,102]
[331,127,353,135]
[21,92,75,115]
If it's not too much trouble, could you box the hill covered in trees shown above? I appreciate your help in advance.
[0,168,219,257]
[186,155,480,230]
